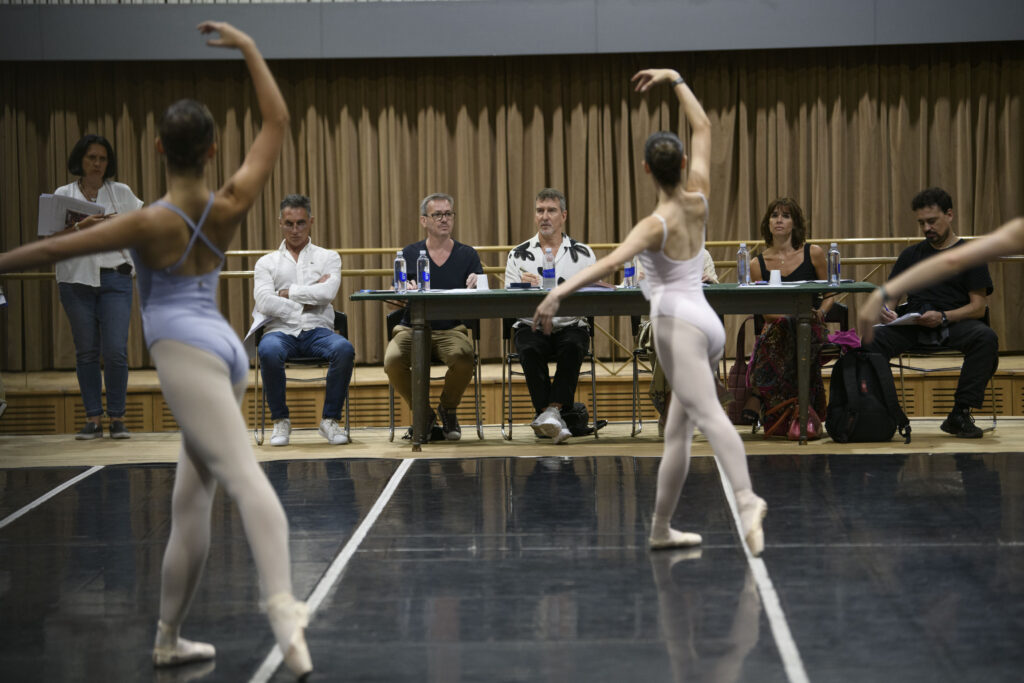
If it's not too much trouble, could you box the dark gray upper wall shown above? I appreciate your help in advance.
[1,0,1022,61]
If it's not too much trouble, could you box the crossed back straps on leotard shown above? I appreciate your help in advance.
[150,193,224,273]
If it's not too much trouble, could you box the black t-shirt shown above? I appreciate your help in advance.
[400,239,483,330]
[891,238,993,314]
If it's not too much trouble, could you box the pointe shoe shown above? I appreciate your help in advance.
[152,620,216,667]
[649,527,703,550]
[265,593,313,679]
[738,494,768,557]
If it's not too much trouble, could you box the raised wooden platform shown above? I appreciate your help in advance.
[3,355,1024,436]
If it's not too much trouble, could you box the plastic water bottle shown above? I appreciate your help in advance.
[827,242,841,286]
[542,247,556,289]
[416,249,430,291]
[393,250,407,292]
[737,242,750,286]
[623,259,637,288]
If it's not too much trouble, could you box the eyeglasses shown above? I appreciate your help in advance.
[282,221,309,231]
[425,211,455,221]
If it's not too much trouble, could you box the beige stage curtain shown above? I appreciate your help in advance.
[2,42,1022,371]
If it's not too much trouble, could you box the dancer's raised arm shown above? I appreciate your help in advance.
[857,217,1024,342]
[632,68,711,197]
[200,21,289,214]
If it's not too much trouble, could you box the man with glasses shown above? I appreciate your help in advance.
[254,194,355,446]
[384,193,484,441]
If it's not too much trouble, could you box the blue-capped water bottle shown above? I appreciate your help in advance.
[416,249,430,291]
[737,242,750,286]
[827,242,841,286]
[623,259,637,288]
[393,250,407,292]
[542,247,556,289]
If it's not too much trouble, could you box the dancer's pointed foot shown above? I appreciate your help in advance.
[265,593,313,679]
[649,527,703,550]
[737,492,768,557]
[152,620,216,667]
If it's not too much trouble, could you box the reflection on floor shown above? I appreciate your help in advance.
[0,451,1021,682]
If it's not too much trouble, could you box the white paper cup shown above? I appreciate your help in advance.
[769,269,782,286]
[475,274,489,290]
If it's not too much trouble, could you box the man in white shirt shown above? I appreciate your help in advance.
[504,188,596,444]
[254,194,355,446]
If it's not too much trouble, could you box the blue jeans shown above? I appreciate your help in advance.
[58,271,133,419]
[258,327,355,421]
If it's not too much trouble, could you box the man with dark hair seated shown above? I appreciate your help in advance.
[864,186,997,438]
[254,194,355,446]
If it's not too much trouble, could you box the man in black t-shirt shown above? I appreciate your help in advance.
[865,187,998,438]
[384,193,483,441]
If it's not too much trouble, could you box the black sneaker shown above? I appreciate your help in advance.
[437,404,461,441]
[75,422,103,440]
[940,406,983,439]
[402,412,445,442]
[109,420,131,440]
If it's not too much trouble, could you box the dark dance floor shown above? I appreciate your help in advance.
[1,452,1022,682]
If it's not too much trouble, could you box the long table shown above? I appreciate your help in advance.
[351,282,875,449]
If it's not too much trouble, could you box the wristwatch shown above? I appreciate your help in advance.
[940,311,948,325]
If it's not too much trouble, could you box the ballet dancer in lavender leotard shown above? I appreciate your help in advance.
[533,68,768,556]
[0,22,312,678]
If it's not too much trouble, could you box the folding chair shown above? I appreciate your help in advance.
[500,317,598,440]
[385,309,484,442]
[893,308,997,432]
[629,315,653,437]
[253,310,351,445]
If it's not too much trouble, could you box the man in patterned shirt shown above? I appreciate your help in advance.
[504,188,596,444]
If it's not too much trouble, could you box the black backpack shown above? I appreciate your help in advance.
[561,402,608,437]
[826,350,911,443]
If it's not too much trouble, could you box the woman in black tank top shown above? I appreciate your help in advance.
[743,198,833,433]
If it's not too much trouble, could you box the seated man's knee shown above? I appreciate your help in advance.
[329,337,356,364]
[383,339,409,376]
[257,334,288,366]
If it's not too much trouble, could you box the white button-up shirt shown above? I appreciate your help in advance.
[504,232,596,330]
[53,180,143,286]
[253,239,341,336]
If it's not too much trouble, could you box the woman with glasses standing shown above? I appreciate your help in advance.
[53,134,143,439]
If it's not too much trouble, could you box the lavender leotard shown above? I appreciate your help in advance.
[636,194,726,357]
[133,194,248,385]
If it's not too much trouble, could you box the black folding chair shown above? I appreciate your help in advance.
[500,317,598,440]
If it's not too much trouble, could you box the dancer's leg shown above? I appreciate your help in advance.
[653,317,767,555]
[151,340,311,674]
[649,395,701,548]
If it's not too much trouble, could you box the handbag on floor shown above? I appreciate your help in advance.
[761,396,823,440]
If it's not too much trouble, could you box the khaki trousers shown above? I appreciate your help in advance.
[383,325,475,411]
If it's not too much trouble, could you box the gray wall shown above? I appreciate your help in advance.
[1,0,1022,61]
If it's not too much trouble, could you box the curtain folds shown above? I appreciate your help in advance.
[2,43,1022,370]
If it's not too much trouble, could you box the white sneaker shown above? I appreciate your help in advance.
[319,418,349,445]
[530,406,564,439]
[552,427,572,445]
[270,418,291,447]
